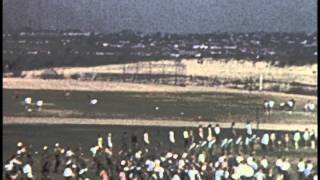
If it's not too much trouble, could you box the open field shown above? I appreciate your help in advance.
[4,78,317,99]
[3,76,317,179]
[3,88,317,124]
[20,60,317,86]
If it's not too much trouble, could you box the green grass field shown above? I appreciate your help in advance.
[3,88,317,179]
[3,89,317,123]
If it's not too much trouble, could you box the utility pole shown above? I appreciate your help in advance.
[122,64,126,82]
[174,60,178,85]
[259,74,263,91]
[256,107,259,130]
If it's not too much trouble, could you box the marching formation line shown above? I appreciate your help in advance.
[4,116,317,133]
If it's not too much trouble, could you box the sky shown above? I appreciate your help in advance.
[3,0,317,34]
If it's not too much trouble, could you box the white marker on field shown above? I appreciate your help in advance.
[90,99,98,105]
[155,106,160,110]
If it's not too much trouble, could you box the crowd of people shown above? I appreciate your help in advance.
[4,121,317,180]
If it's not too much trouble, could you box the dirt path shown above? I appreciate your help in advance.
[3,78,317,100]
[4,116,317,132]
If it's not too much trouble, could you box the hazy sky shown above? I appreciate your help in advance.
[3,0,317,33]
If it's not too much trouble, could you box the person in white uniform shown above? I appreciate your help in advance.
[214,124,221,145]
[303,129,310,148]
[143,131,150,146]
[169,130,175,149]
[183,129,189,148]
[297,158,305,180]
[261,133,269,151]
[293,130,301,150]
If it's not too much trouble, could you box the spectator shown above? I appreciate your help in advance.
[293,130,301,150]
[260,132,269,151]
[63,162,76,180]
[183,129,189,148]
[214,124,221,144]
[303,129,311,148]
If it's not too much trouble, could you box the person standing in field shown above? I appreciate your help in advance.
[106,133,113,149]
[63,162,76,180]
[293,130,301,150]
[41,146,51,180]
[169,130,176,149]
[297,158,305,180]
[284,133,290,151]
[214,124,221,145]
[269,133,276,151]
[231,122,237,140]
[303,128,310,149]
[259,156,269,174]
[131,133,138,148]
[143,130,150,146]
[97,134,103,149]
[189,130,195,144]
[309,130,316,149]
[198,125,204,141]
[183,129,189,148]
[207,124,213,142]
[260,132,269,152]
[245,121,253,137]
[53,143,62,173]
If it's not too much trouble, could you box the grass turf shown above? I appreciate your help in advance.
[3,89,317,123]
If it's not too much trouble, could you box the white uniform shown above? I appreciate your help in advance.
[144,132,150,145]
[107,134,113,148]
[246,124,252,136]
[303,131,310,148]
[207,128,212,141]
[261,133,269,145]
[22,164,33,178]
[169,131,175,144]
[199,128,204,139]
[275,159,283,168]
[260,158,268,169]
[280,161,291,171]
[294,132,301,149]
[255,171,266,180]
[63,167,74,178]
[214,126,221,135]
[297,161,305,173]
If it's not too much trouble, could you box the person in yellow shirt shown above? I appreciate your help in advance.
[183,129,189,148]
[97,134,103,149]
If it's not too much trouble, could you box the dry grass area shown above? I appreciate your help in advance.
[20,59,317,85]
[2,77,316,99]
[3,116,317,133]
[3,77,317,100]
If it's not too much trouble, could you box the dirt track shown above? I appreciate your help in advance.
[3,78,317,100]
[4,116,317,133]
